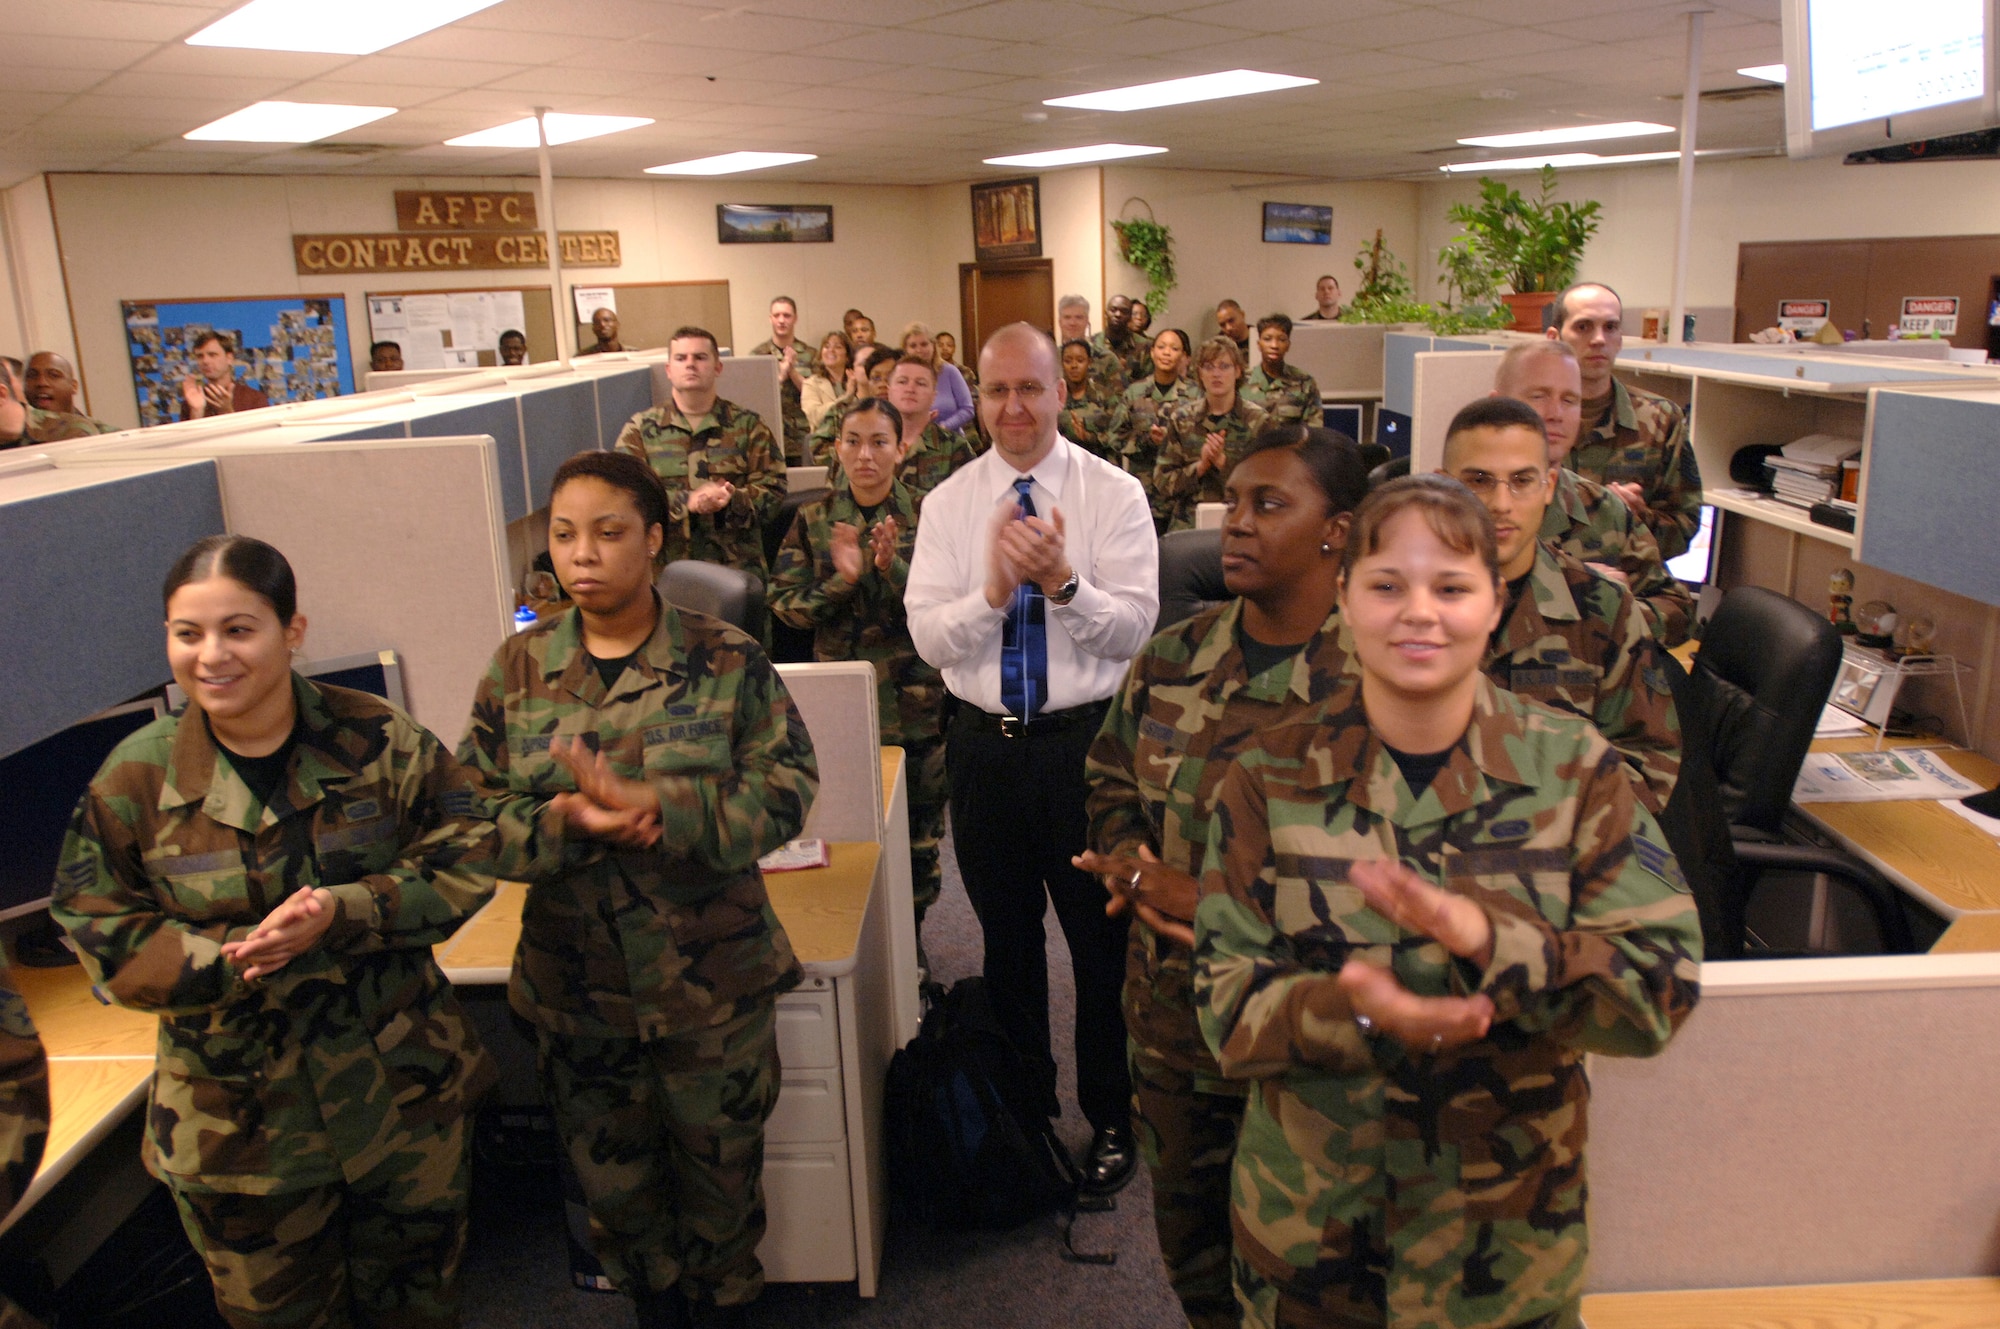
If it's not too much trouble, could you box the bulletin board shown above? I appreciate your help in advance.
[120,294,353,427]
[571,280,732,354]
[365,286,559,369]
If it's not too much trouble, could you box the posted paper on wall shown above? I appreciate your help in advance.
[1793,747,1982,803]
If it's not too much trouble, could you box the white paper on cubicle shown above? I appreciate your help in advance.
[1793,747,1982,802]
[574,286,616,323]
[368,292,526,371]
[1945,797,2000,840]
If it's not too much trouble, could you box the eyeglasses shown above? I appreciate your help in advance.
[982,382,1049,403]
[1453,470,1547,499]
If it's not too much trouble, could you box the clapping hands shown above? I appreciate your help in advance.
[547,735,662,849]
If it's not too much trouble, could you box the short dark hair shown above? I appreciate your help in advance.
[549,450,670,533]
[164,535,298,624]
[370,340,400,357]
[892,353,936,380]
[191,331,231,354]
[1059,338,1094,359]
[1445,394,1548,446]
[1550,282,1623,332]
[853,343,891,374]
[1256,313,1293,337]
[1154,328,1191,358]
[1216,299,1244,315]
[771,295,796,312]
[842,308,867,323]
[1317,274,1339,285]
[498,329,526,344]
[1237,425,1369,518]
[838,397,904,438]
[668,326,719,356]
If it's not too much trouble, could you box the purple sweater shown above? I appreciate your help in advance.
[934,362,975,431]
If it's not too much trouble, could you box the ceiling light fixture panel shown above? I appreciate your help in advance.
[445,114,654,148]
[184,100,397,142]
[1440,149,1722,173]
[645,151,817,175]
[1457,120,1674,148]
[1044,69,1318,112]
[187,0,506,57]
[983,143,1168,167]
[1738,64,1788,83]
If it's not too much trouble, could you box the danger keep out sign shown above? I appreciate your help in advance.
[1900,297,1958,336]
[1777,299,1830,335]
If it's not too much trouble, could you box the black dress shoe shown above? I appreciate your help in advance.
[1078,1125,1137,1196]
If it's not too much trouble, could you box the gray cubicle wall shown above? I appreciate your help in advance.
[0,460,224,756]
[1383,332,1432,417]
[588,365,655,446]
[518,379,599,504]
[408,398,527,522]
[1860,390,2000,606]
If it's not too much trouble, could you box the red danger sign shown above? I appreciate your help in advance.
[1902,297,1957,316]
[1900,296,1959,334]
[1779,299,1830,319]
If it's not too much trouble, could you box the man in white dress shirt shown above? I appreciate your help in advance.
[907,322,1160,1196]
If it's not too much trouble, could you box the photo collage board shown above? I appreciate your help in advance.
[121,295,355,427]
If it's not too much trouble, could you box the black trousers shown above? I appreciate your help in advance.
[946,703,1133,1132]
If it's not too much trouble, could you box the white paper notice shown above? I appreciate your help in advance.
[1793,747,1983,803]
[574,286,616,324]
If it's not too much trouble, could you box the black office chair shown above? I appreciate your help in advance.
[658,560,766,641]
[761,487,827,664]
[1665,585,1915,956]
[1356,441,1391,475]
[1156,528,1228,632]
[1366,455,1410,489]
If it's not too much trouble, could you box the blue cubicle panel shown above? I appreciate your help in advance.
[593,366,654,448]
[1383,333,1432,417]
[408,399,527,522]
[1,462,225,758]
[518,380,599,507]
[1858,393,2000,606]
[322,421,411,442]
[1432,337,1498,353]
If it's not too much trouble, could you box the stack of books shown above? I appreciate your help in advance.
[1763,432,1862,511]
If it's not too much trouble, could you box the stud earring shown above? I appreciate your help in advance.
[1321,542,1333,555]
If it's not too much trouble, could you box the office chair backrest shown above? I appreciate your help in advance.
[1686,585,1843,835]
[1654,650,1745,959]
[659,560,766,640]
[765,486,830,569]
[1156,528,1229,632]
[1367,455,1410,489]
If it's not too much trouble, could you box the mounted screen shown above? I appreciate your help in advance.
[1786,0,1998,156]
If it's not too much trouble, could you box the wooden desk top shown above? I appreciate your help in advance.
[1931,913,2000,954]
[5,963,156,1059]
[1582,1276,2000,1328]
[882,746,902,818]
[1800,740,2000,916]
[436,841,884,983]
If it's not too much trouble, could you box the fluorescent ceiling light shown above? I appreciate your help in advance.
[983,143,1168,168]
[1044,69,1318,112]
[184,100,397,143]
[187,0,504,56]
[1738,64,1788,83]
[1457,121,1674,148]
[645,151,817,175]
[446,114,654,148]
[1440,149,1728,173]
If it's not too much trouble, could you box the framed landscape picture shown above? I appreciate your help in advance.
[1263,202,1333,245]
[716,203,834,244]
[971,177,1042,261]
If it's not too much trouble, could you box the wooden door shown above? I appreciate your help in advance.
[958,259,1054,359]
[1860,234,2000,351]
[1733,240,1871,342]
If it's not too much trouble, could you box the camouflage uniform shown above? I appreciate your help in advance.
[1092,329,1153,387]
[1154,396,1269,533]
[819,422,977,513]
[1058,381,1123,465]
[456,596,818,1310]
[1080,340,1129,398]
[768,479,948,926]
[52,677,498,1329]
[1241,362,1325,428]
[1541,468,1694,647]
[1112,375,1201,528]
[0,973,48,1329]
[1485,542,1681,815]
[1573,379,1702,561]
[1193,677,1703,1329]
[748,338,817,463]
[615,398,787,578]
[1085,601,1351,1329]
[1,405,115,449]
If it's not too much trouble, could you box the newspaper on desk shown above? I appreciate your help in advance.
[1793,747,1983,803]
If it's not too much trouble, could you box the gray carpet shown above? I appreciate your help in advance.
[459,819,1187,1328]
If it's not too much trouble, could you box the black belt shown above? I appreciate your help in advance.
[952,696,1110,740]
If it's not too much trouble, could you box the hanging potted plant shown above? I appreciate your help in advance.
[1443,166,1602,332]
[1111,199,1177,318]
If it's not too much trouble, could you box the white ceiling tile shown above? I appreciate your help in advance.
[912,2,1130,41]
[479,66,664,96]
[459,0,719,38]
[7,2,218,42]
[384,26,604,65]
[667,13,874,53]
[1532,9,1691,43]
[555,40,762,75]
[1075,16,1248,55]
[1390,28,1585,62]
[315,56,532,87]
[5,35,160,71]
[834,64,1015,94]
[130,45,358,78]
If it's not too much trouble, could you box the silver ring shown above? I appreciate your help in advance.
[1128,869,1143,889]
[1429,1034,1444,1054]
[1353,1013,1374,1036]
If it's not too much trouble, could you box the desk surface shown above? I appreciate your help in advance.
[882,747,901,819]
[1582,1276,2000,1328]
[1800,738,2000,918]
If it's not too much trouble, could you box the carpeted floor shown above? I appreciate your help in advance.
[458,820,1187,1329]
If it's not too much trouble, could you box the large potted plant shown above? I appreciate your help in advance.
[1111,200,1177,318]
[1443,166,1601,332]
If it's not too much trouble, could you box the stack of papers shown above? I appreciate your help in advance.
[1794,748,1982,803]
[1814,702,1872,737]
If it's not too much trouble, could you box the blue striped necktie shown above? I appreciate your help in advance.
[1000,476,1048,720]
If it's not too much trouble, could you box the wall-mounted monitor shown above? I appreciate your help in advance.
[1785,0,1999,157]
[0,698,166,919]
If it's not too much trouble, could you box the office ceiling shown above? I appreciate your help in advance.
[0,0,1785,187]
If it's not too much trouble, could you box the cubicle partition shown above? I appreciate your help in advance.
[1410,348,1505,474]
[1285,322,1391,401]
[0,458,225,757]
[1856,386,2000,606]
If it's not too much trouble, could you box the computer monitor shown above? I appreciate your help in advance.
[0,698,167,919]
[1375,408,1411,459]
[165,649,405,713]
[1666,504,1719,588]
[1322,402,1365,443]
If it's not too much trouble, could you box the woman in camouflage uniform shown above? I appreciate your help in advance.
[1110,328,1199,530]
[1193,476,1702,1329]
[54,535,499,1329]
[457,451,817,1329]
[1058,337,1121,464]
[1079,426,1370,1329]
[1154,337,1268,532]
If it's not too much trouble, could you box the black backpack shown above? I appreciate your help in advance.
[883,977,1114,1262]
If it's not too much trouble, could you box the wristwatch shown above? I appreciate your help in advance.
[1047,570,1081,606]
